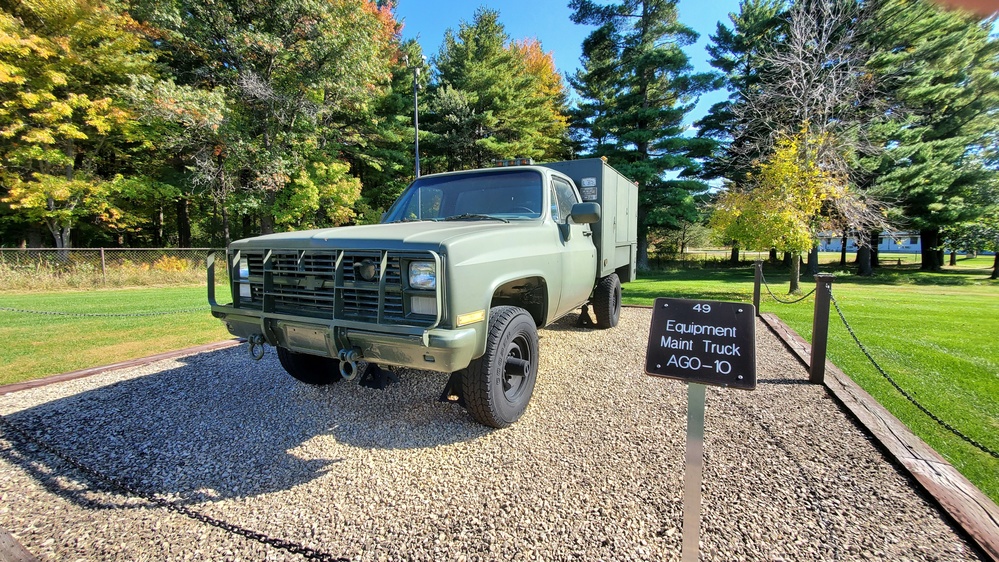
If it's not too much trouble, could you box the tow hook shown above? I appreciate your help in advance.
[248,334,266,360]
[337,348,362,381]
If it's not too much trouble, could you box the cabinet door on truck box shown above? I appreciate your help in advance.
[551,177,597,318]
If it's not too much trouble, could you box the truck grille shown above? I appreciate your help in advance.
[232,248,437,327]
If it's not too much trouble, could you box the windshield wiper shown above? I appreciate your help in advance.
[443,213,510,223]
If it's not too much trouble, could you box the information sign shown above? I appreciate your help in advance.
[644,298,757,390]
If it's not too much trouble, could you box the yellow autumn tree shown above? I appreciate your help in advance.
[0,0,155,248]
[711,131,844,292]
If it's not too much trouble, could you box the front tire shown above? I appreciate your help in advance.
[592,273,622,329]
[463,306,539,428]
[276,347,344,385]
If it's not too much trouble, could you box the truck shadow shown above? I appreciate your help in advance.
[0,346,490,510]
[540,311,595,333]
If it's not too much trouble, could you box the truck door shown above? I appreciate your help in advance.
[551,177,597,318]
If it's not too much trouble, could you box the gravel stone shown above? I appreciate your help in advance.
[0,308,982,561]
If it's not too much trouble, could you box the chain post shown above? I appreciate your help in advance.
[100,248,107,284]
[753,261,762,317]
[810,274,835,384]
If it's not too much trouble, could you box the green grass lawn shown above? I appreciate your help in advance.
[0,285,231,386]
[624,258,999,505]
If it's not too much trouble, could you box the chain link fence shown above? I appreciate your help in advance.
[0,248,228,291]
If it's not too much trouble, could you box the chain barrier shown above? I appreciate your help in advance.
[0,306,206,317]
[0,414,349,561]
[827,287,999,460]
[760,271,817,304]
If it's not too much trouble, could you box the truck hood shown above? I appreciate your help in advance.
[229,220,539,252]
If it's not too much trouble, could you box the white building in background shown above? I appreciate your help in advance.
[817,232,922,253]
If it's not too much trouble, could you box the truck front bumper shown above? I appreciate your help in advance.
[212,305,478,373]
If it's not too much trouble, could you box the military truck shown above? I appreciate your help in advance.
[208,157,638,428]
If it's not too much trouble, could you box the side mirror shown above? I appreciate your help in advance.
[569,202,600,224]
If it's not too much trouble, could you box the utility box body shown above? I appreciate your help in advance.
[543,158,639,282]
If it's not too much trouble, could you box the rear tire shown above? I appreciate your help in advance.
[276,347,343,385]
[463,306,538,428]
[592,273,621,329]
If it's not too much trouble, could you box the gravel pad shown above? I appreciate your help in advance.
[0,308,980,561]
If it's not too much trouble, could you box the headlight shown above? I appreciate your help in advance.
[409,261,436,290]
[238,257,249,279]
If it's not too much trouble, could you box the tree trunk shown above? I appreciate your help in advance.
[870,231,880,268]
[55,140,75,255]
[176,197,191,248]
[27,226,42,248]
[221,205,230,247]
[769,248,778,263]
[789,252,801,294]
[730,243,739,266]
[806,246,819,276]
[840,231,847,267]
[636,209,649,270]
[992,253,998,279]
[949,251,957,266]
[46,202,64,248]
[46,216,72,252]
[636,233,650,271]
[242,215,254,240]
[260,204,275,234]
[782,251,792,268]
[857,246,873,276]
[260,215,275,234]
[920,228,941,271]
[155,205,164,247]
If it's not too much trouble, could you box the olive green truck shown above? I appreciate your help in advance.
[208,158,638,427]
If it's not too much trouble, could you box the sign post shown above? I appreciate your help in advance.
[681,382,706,562]
[645,298,757,562]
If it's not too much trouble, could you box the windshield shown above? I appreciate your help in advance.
[383,169,544,223]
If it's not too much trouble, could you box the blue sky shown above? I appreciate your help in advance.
[393,0,744,125]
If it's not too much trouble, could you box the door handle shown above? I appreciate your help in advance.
[583,230,593,237]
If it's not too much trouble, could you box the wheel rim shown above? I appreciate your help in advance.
[502,334,533,401]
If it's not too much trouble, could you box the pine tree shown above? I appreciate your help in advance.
[696,0,786,184]
[427,8,570,171]
[568,23,621,155]
[864,0,999,271]
[569,0,717,268]
[348,39,429,222]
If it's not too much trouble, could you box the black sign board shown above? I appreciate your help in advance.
[645,298,757,390]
